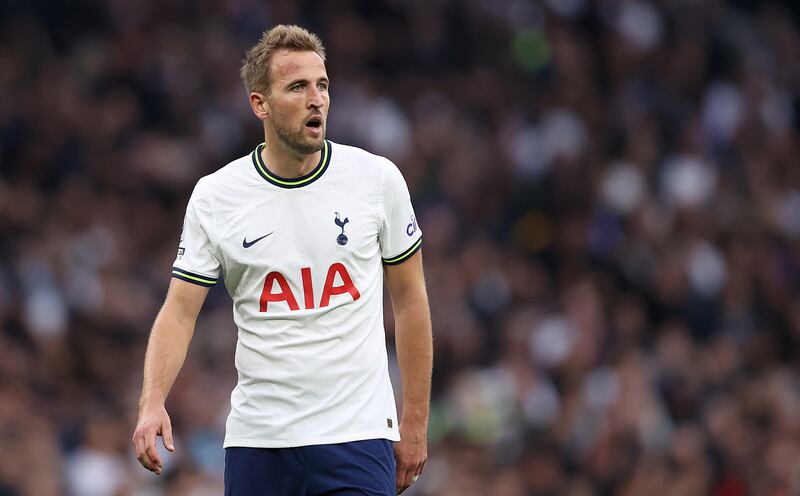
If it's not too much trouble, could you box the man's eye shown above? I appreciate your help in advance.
[318,83,328,91]
[291,84,304,91]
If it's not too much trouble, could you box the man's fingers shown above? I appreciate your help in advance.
[137,453,154,472]
[135,433,157,474]
[132,433,142,458]
[396,466,414,493]
[133,433,152,470]
[141,452,161,474]
[396,471,419,495]
[161,421,175,452]
[133,429,167,475]
[396,459,426,494]
[145,443,162,467]
[395,468,405,493]
[144,438,163,473]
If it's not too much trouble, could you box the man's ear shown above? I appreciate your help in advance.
[249,92,270,120]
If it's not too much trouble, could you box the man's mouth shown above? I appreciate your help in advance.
[305,116,323,129]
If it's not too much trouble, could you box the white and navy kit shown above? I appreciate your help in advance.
[172,140,422,448]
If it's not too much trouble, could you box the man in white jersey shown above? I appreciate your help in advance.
[132,25,432,495]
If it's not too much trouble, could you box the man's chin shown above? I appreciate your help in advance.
[298,135,325,154]
[276,126,325,155]
[290,141,323,155]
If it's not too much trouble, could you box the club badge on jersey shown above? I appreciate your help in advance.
[335,212,349,245]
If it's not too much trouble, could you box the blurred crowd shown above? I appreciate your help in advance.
[2,0,800,495]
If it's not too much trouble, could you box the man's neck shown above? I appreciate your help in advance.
[261,133,321,179]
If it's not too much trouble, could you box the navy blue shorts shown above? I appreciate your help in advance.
[224,439,396,496]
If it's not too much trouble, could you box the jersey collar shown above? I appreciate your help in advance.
[252,140,331,189]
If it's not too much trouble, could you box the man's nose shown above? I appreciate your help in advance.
[308,86,324,108]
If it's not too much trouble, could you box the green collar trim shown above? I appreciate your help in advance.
[252,140,331,189]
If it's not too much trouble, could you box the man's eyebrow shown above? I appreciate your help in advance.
[286,76,329,87]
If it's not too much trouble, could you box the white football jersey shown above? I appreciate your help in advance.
[172,140,422,448]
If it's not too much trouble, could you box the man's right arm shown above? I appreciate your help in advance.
[132,278,210,475]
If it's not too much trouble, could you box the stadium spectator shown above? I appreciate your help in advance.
[1,0,799,494]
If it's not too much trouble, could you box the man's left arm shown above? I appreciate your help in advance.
[385,250,432,494]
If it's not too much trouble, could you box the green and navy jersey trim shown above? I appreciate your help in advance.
[252,140,332,188]
[171,267,218,287]
[382,236,423,265]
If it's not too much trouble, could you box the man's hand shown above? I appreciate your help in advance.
[132,403,175,475]
[394,422,427,494]
[132,279,208,474]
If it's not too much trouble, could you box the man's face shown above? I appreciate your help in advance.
[264,50,329,155]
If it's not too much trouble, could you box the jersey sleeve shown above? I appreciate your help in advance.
[379,160,423,265]
[172,179,221,286]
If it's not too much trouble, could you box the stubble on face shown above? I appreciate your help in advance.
[271,112,324,155]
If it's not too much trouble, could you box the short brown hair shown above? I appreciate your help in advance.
[240,24,326,95]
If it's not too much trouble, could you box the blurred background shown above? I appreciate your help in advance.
[1,0,800,494]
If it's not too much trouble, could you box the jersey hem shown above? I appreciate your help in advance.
[223,430,401,449]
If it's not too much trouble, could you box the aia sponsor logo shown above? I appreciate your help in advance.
[260,262,360,312]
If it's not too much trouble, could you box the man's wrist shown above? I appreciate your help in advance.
[400,410,429,430]
[138,395,166,411]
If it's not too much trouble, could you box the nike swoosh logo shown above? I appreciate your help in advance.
[242,232,273,248]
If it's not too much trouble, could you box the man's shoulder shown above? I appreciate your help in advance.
[193,150,254,194]
[327,142,409,197]
[329,141,394,170]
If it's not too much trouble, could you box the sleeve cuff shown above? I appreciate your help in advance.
[171,267,218,287]
[382,236,423,265]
